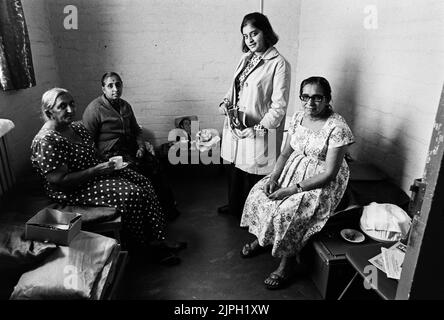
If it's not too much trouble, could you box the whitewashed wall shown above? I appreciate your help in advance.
[46,0,301,145]
[3,0,442,193]
[0,0,301,182]
[295,0,444,191]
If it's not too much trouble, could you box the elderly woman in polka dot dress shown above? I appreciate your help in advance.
[31,88,180,265]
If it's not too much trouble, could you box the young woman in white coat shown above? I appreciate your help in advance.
[218,12,291,218]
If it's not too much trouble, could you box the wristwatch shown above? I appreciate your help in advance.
[296,183,304,193]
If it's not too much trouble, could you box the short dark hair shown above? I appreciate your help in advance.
[299,76,332,103]
[240,12,278,53]
[101,72,123,86]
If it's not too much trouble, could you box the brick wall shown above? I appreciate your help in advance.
[46,0,300,146]
[295,0,444,192]
[0,0,61,184]
[1,0,300,184]
[6,0,439,193]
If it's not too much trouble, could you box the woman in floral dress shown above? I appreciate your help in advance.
[240,77,355,289]
[31,88,180,265]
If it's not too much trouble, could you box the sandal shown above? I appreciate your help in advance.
[264,272,289,290]
[240,242,266,258]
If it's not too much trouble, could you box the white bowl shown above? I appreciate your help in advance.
[359,222,400,244]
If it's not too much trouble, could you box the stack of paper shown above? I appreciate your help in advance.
[368,242,407,280]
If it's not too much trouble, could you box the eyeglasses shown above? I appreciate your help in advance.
[300,94,325,103]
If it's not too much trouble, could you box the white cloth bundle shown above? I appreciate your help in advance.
[360,202,412,242]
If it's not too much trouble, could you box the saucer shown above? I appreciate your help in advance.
[340,228,365,243]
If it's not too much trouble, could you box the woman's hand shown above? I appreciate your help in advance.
[218,102,229,115]
[237,127,255,138]
[263,179,279,196]
[136,147,146,158]
[267,187,295,200]
[145,142,155,156]
[92,161,116,175]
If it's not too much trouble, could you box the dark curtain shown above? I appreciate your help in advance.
[0,0,35,91]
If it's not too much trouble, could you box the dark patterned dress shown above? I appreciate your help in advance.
[240,111,355,257]
[31,121,165,246]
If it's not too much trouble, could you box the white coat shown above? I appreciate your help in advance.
[221,46,291,175]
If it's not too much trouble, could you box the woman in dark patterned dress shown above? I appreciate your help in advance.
[31,88,180,265]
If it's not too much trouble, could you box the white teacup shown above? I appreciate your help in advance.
[109,156,123,169]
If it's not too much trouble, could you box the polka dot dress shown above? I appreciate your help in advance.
[30,121,166,246]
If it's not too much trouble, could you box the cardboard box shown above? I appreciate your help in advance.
[25,208,82,246]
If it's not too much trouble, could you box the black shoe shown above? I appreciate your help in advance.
[217,205,230,214]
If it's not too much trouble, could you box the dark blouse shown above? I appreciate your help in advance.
[82,95,142,158]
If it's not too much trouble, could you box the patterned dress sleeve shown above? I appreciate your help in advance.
[287,111,301,135]
[32,133,69,175]
[328,116,355,149]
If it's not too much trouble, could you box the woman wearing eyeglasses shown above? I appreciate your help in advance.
[240,76,355,290]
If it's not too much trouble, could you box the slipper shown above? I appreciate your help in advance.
[264,272,290,290]
[240,242,266,258]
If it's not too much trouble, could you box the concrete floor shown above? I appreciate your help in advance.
[0,164,321,300]
[117,165,322,300]
[1,161,412,301]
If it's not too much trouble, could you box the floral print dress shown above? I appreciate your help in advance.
[240,111,355,257]
[30,121,165,246]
